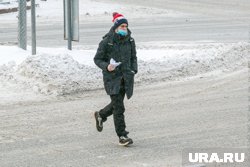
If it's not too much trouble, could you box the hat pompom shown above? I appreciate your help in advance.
[113,12,118,17]
[112,12,124,22]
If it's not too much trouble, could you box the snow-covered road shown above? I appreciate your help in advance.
[0,0,249,166]
[0,0,249,46]
[0,69,248,167]
[0,14,249,46]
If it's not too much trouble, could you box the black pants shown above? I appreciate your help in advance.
[99,80,128,137]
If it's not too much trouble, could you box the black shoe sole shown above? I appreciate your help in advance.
[94,112,103,132]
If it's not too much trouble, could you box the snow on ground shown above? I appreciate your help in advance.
[0,0,249,104]
[0,0,187,22]
[0,42,249,102]
[0,0,19,10]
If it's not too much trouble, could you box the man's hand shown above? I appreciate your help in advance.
[107,64,115,72]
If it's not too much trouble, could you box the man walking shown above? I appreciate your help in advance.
[94,12,138,146]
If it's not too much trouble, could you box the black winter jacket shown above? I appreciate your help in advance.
[94,27,138,99]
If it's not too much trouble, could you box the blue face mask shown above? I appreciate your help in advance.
[117,29,128,36]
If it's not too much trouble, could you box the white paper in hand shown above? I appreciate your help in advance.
[110,58,121,68]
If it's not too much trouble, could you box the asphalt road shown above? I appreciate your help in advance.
[0,13,249,47]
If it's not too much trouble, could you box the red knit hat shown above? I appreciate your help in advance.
[112,12,128,29]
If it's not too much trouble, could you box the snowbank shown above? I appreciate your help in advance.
[136,42,250,82]
[0,0,186,22]
[0,42,249,96]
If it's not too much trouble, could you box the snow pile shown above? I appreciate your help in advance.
[136,42,249,82]
[0,42,249,96]
[1,53,102,96]
[0,45,28,64]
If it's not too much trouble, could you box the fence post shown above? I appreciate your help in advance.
[67,0,72,50]
[18,0,27,50]
[31,0,36,55]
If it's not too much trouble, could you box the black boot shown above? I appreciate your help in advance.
[94,111,103,132]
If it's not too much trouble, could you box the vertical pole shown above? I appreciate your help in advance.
[31,0,36,55]
[18,0,27,50]
[67,0,72,50]
[72,0,79,42]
